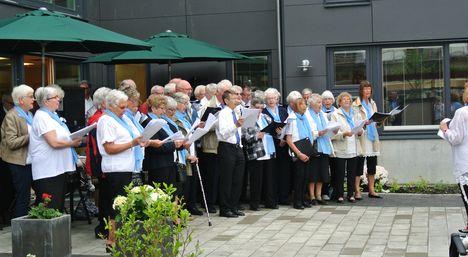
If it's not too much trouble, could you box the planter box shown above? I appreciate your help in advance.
[11,214,71,257]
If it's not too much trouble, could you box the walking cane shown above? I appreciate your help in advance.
[195,163,212,226]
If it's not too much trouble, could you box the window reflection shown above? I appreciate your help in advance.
[40,0,76,10]
[382,46,444,126]
[449,43,468,118]
[333,50,366,86]
[55,59,80,88]
[115,64,147,100]
[24,55,53,89]
[0,56,13,98]
[234,55,269,90]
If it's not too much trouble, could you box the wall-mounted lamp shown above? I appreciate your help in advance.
[298,59,312,72]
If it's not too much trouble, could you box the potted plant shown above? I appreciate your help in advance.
[109,184,201,257]
[11,193,71,257]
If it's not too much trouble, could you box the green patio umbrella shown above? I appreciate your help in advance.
[84,30,250,78]
[0,7,151,86]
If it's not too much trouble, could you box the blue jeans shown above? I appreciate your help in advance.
[9,163,32,218]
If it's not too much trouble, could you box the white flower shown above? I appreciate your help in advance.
[150,192,160,202]
[26,254,36,257]
[113,196,127,210]
[130,186,141,193]
[145,185,154,191]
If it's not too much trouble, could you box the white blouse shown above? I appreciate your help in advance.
[30,110,75,181]
[216,106,243,146]
[97,115,136,173]
[443,106,468,185]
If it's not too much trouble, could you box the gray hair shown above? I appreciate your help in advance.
[173,92,189,104]
[250,97,264,107]
[232,85,242,94]
[49,84,64,98]
[206,83,218,96]
[302,88,313,96]
[264,88,281,100]
[119,79,136,89]
[164,83,176,95]
[35,85,61,107]
[105,89,128,108]
[118,83,140,101]
[308,93,322,106]
[11,84,34,105]
[321,90,335,103]
[286,91,302,104]
[93,87,112,108]
[253,90,265,101]
[194,85,206,97]
[217,79,232,93]
[150,85,163,95]
[165,96,177,110]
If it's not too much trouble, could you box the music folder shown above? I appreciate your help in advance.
[260,121,286,134]
[293,138,314,157]
[200,107,221,122]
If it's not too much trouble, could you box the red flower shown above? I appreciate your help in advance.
[42,193,52,200]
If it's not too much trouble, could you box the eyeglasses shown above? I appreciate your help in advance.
[47,96,61,102]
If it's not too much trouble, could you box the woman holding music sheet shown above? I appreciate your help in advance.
[142,95,183,187]
[285,97,313,210]
[307,94,334,205]
[331,92,362,203]
[352,80,381,199]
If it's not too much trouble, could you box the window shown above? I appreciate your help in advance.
[323,0,370,7]
[449,43,468,118]
[333,50,367,87]
[18,0,81,14]
[0,56,13,97]
[234,54,269,90]
[115,64,148,100]
[382,46,444,127]
[23,55,54,88]
[39,0,75,10]
[55,59,80,88]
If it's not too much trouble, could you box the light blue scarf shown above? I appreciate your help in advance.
[266,106,281,122]
[147,113,174,136]
[176,111,192,130]
[260,116,276,156]
[40,108,78,165]
[309,109,332,155]
[361,98,377,142]
[124,109,144,133]
[295,112,313,144]
[105,110,143,171]
[14,105,33,126]
[341,108,355,129]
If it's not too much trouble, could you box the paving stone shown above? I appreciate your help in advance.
[340,247,364,255]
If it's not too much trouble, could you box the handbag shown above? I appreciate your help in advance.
[175,152,187,183]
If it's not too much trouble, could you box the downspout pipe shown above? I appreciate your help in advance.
[276,0,284,101]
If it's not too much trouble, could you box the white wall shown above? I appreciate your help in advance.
[379,139,454,183]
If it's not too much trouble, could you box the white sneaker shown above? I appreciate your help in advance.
[322,195,330,201]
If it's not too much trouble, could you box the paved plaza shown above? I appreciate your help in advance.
[0,193,464,257]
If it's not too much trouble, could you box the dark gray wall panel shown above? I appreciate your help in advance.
[188,11,277,51]
[284,76,327,93]
[0,4,30,17]
[151,62,227,87]
[187,0,275,15]
[373,0,468,42]
[283,4,372,46]
[284,45,326,78]
[284,0,322,6]
[99,0,185,20]
[99,17,187,39]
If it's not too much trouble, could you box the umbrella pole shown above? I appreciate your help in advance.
[168,61,172,81]
[41,42,46,87]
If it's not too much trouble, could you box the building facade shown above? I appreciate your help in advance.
[1,0,467,183]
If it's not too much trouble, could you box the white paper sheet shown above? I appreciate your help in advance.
[389,104,409,116]
[204,113,218,130]
[241,108,261,128]
[70,123,97,139]
[162,131,184,143]
[351,120,366,135]
[437,118,451,140]
[141,119,166,141]
[185,114,219,144]
[324,121,341,138]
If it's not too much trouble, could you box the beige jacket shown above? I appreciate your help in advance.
[331,108,362,158]
[199,96,219,154]
[1,108,29,165]
[352,97,380,156]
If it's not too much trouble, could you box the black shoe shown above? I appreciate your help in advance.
[368,193,382,199]
[317,199,328,205]
[237,206,245,211]
[265,204,279,209]
[208,206,217,213]
[233,210,245,216]
[250,206,260,211]
[303,201,312,208]
[220,211,238,218]
[188,207,203,216]
[337,198,344,204]
[347,197,356,203]
[293,204,304,210]
[310,199,317,205]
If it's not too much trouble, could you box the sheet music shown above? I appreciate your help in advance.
[437,118,451,140]
[162,131,184,143]
[241,108,261,128]
[70,123,97,139]
[324,121,341,137]
[351,120,366,135]
[141,119,166,141]
[389,104,409,116]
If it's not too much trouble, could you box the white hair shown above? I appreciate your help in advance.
[105,89,128,108]
[302,88,313,95]
[321,90,335,103]
[232,85,242,94]
[12,84,34,105]
[93,87,112,108]
[264,88,281,100]
[206,83,218,96]
[253,90,265,101]
[35,85,61,107]
[165,96,177,110]
[164,83,176,95]
[286,91,302,104]
[150,85,163,94]
[217,79,232,93]
[173,92,189,103]
[194,85,206,97]
[308,93,322,106]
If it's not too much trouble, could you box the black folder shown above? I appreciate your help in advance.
[293,138,315,157]
[261,121,286,134]
[200,107,221,122]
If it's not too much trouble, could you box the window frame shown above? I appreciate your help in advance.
[327,46,371,90]
[323,0,370,8]
[1,0,84,16]
[231,51,272,91]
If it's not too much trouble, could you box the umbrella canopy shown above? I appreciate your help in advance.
[0,8,151,86]
[84,30,249,64]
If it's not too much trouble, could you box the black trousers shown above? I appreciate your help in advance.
[292,160,310,206]
[0,159,13,224]
[356,156,377,176]
[332,157,358,198]
[261,159,276,207]
[184,164,199,209]
[104,172,132,219]
[8,163,32,218]
[322,157,337,197]
[34,173,67,212]
[217,142,245,213]
[247,159,274,208]
[459,184,468,226]
[275,145,292,203]
[309,154,330,183]
[148,165,176,188]
[198,152,219,208]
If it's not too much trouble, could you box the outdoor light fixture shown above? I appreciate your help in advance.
[298,59,312,72]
